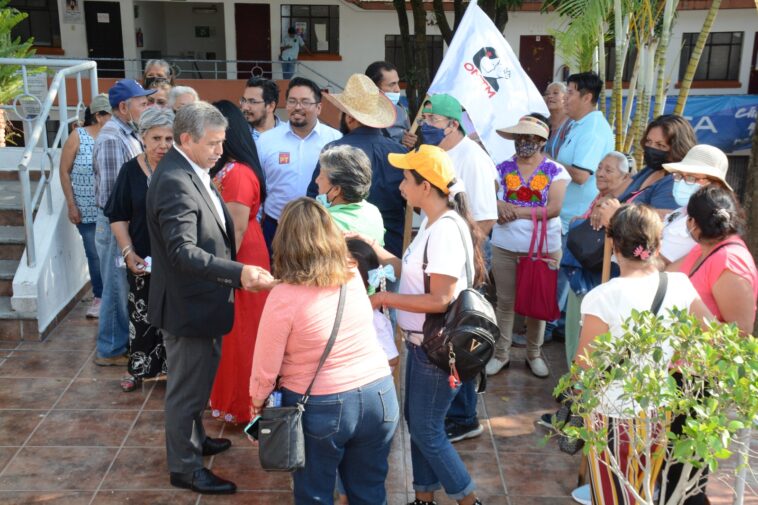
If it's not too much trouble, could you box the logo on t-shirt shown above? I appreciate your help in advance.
[279,152,290,165]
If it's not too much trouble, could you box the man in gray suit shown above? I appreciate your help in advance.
[146,102,275,495]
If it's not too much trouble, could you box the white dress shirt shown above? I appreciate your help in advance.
[257,120,342,220]
[176,147,226,229]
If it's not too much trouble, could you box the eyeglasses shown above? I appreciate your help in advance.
[672,173,712,185]
[416,115,450,126]
[286,99,319,108]
[239,97,266,106]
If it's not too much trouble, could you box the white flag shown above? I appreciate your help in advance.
[428,1,549,163]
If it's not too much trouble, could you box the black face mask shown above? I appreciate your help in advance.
[643,146,669,171]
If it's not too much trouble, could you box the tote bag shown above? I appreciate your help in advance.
[514,207,560,321]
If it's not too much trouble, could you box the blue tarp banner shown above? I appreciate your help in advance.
[606,95,758,154]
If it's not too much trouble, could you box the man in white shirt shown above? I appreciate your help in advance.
[257,77,342,252]
[280,26,309,79]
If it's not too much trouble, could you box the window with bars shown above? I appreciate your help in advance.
[281,5,339,55]
[384,35,444,81]
[679,32,743,81]
[9,0,61,48]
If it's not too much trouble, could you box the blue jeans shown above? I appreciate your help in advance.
[282,60,295,80]
[76,222,102,298]
[405,342,476,499]
[94,211,129,358]
[282,375,398,505]
[446,380,478,426]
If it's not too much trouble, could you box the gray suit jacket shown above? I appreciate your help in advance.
[146,147,243,338]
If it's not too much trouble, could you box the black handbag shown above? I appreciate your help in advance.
[258,284,346,472]
[566,218,605,271]
[420,216,500,389]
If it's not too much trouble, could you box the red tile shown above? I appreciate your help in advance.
[0,410,45,446]
[28,410,137,447]
[92,490,198,505]
[57,379,152,410]
[0,378,68,410]
[100,447,170,490]
[0,447,116,491]
[0,491,91,504]
[0,351,90,379]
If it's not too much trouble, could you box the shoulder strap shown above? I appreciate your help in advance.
[688,240,746,278]
[422,215,474,291]
[300,284,347,404]
[650,272,668,315]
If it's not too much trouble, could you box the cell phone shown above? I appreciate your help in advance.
[244,415,262,440]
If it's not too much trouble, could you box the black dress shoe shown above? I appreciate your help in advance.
[170,467,237,494]
[202,437,231,456]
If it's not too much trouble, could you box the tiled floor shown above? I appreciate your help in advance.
[0,300,755,505]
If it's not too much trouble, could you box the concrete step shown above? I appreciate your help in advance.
[0,226,25,261]
[0,260,19,297]
[0,296,38,340]
[0,180,39,226]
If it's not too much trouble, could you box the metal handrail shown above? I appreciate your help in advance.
[0,58,98,268]
[45,56,344,91]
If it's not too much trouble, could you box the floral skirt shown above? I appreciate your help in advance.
[126,272,167,380]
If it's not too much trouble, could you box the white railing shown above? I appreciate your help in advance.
[0,58,98,268]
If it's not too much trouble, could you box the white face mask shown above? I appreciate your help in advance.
[384,91,401,105]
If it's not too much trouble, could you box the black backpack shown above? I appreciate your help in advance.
[421,216,500,390]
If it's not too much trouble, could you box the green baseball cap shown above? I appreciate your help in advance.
[422,94,465,133]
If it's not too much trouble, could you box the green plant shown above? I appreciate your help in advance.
[553,309,758,505]
[1,0,36,145]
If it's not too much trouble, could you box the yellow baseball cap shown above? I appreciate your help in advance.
[388,145,456,194]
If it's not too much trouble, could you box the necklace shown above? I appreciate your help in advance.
[143,154,154,186]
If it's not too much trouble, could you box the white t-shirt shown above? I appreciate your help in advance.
[580,272,699,417]
[397,211,474,342]
[660,208,695,264]
[446,136,498,222]
[490,162,570,253]
[373,309,399,361]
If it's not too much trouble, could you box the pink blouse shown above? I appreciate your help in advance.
[678,236,758,321]
[249,271,391,403]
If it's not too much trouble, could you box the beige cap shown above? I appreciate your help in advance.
[497,115,550,140]
[89,93,111,114]
[663,144,731,191]
[323,74,396,129]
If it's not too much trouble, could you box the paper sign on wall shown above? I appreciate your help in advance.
[97,13,110,23]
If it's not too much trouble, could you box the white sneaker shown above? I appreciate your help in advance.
[485,357,510,376]
[86,297,101,319]
[526,356,550,378]
[571,484,591,505]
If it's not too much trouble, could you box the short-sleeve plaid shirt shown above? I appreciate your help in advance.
[92,116,143,208]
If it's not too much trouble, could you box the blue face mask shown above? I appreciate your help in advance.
[315,193,332,209]
[384,91,401,105]
[420,122,447,146]
[672,179,701,207]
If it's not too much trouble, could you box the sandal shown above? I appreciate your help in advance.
[120,375,139,392]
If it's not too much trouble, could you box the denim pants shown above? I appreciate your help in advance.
[76,222,102,298]
[282,60,296,80]
[446,380,478,426]
[94,211,129,358]
[282,375,398,505]
[405,342,476,499]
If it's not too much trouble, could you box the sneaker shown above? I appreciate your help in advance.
[94,354,129,367]
[446,422,484,443]
[537,412,553,430]
[571,484,591,505]
[526,356,550,378]
[86,298,101,319]
[485,357,510,376]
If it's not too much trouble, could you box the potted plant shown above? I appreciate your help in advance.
[554,308,758,505]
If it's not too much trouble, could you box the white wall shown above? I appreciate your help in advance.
[54,0,757,95]
[134,1,167,58]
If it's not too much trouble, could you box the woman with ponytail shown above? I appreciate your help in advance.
[355,144,485,505]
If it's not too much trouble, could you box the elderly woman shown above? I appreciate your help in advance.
[60,94,112,319]
[576,204,710,505]
[250,197,396,504]
[147,80,171,110]
[314,145,385,245]
[143,58,174,88]
[168,86,199,112]
[543,82,572,160]
[486,114,570,378]
[105,107,175,392]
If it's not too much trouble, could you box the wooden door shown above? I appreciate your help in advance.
[519,35,555,94]
[84,1,124,78]
[235,4,272,80]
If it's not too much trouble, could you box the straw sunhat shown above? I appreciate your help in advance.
[323,74,397,129]
[663,144,731,191]
[497,115,549,140]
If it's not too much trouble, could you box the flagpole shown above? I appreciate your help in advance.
[401,95,429,251]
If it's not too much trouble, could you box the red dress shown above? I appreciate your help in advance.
[210,162,270,423]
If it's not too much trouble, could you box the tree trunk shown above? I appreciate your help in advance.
[652,0,677,118]
[674,0,721,115]
[392,0,416,112]
[597,24,607,116]
[745,126,758,335]
[453,0,465,31]
[432,0,454,46]
[409,0,430,116]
